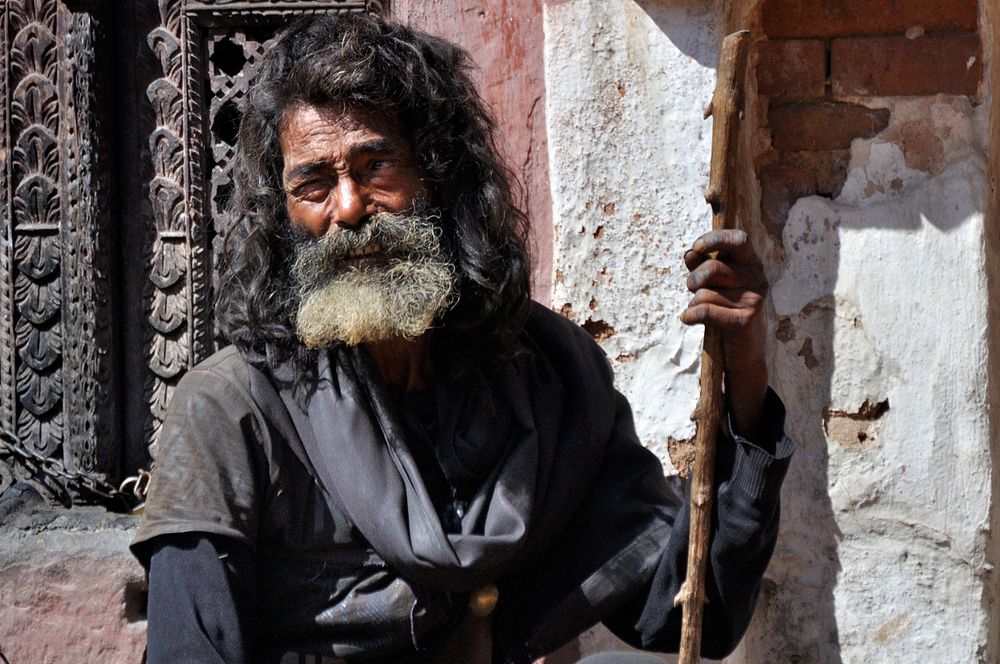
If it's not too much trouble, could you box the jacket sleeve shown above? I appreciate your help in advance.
[130,362,269,563]
[146,534,257,664]
[604,388,793,659]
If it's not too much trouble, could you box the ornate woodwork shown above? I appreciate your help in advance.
[1,0,118,496]
[0,0,383,501]
[139,0,383,460]
[10,0,63,460]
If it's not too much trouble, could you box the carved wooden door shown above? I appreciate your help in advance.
[0,0,385,501]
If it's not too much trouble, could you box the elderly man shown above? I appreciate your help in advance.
[131,12,792,664]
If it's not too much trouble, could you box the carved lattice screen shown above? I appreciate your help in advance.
[0,0,385,500]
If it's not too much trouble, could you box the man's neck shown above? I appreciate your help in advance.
[364,334,432,394]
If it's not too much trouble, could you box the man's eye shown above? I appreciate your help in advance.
[294,183,329,203]
[368,159,397,175]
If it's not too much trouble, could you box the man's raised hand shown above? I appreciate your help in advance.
[680,228,768,437]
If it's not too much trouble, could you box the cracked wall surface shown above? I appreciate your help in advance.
[545,0,719,476]
[545,0,996,661]
[761,106,993,660]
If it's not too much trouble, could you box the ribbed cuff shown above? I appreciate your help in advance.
[727,387,794,503]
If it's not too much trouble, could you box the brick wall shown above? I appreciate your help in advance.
[755,0,983,237]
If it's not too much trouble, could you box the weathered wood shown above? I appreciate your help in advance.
[0,0,120,496]
[1,0,384,499]
[9,0,64,460]
[59,2,120,478]
[674,29,751,664]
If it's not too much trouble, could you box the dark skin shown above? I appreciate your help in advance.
[680,229,769,438]
[280,102,432,393]
[280,101,769,436]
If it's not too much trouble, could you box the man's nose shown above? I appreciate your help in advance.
[332,177,366,229]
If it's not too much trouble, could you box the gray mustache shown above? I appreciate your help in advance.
[292,210,446,288]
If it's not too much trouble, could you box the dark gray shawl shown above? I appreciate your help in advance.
[262,306,681,661]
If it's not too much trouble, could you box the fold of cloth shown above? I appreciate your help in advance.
[279,337,609,592]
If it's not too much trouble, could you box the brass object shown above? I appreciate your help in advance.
[468,584,499,618]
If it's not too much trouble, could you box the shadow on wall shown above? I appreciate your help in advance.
[636,0,719,68]
[633,1,845,662]
[746,0,987,662]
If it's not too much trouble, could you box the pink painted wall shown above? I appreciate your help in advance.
[391,0,554,304]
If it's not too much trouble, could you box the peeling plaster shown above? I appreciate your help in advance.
[823,398,889,450]
[762,99,993,661]
[544,0,718,471]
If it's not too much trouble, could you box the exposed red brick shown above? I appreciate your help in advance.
[762,0,978,39]
[756,39,827,98]
[760,161,815,236]
[785,150,852,196]
[832,34,983,97]
[769,102,890,151]
[759,151,851,236]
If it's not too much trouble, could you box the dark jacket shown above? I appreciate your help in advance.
[133,304,793,663]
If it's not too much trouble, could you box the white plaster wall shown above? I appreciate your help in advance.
[749,98,994,663]
[544,0,718,658]
[544,1,995,661]
[544,0,718,471]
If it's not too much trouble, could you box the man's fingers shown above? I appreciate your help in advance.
[681,228,768,333]
[683,249,705,272]
[687,287,764,310]
[689,229,758,265]
[680,302,755,329]
[686,258,767,293]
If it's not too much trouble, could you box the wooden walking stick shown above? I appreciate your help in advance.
[674,29,752,664]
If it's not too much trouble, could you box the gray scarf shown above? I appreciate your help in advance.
[280,343,602,593]
[269,307,678,661]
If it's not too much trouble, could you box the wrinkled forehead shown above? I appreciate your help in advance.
[279,102,406,146]
[277,102,414,175]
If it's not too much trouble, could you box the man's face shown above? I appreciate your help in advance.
[279,103,456,348]
[280,103,425,237]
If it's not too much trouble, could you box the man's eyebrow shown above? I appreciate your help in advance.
[348,138,402,157]
[285,161,328,182]
[284,139,407,182]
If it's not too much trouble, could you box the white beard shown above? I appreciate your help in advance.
[292,210,457,348]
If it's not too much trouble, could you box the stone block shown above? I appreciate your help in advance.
[769,101,890,151]
[762,0,978,39]
[832,34,983,97]
[0,491,146,663]
[756,39,827,98]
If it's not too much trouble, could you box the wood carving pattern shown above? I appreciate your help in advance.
[60,9,94,472]
[144,0,192,446]
[185,14,215,373]
[205,26,277,344]
[9,0,63,458]
[0,5,7,495]
[59,7,116,476]
[186,0,373,18]
[1,3,15,438]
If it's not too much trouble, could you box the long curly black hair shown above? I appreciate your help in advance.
[215,12,532,381]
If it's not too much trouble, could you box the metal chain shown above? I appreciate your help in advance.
[0,431,149,510]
